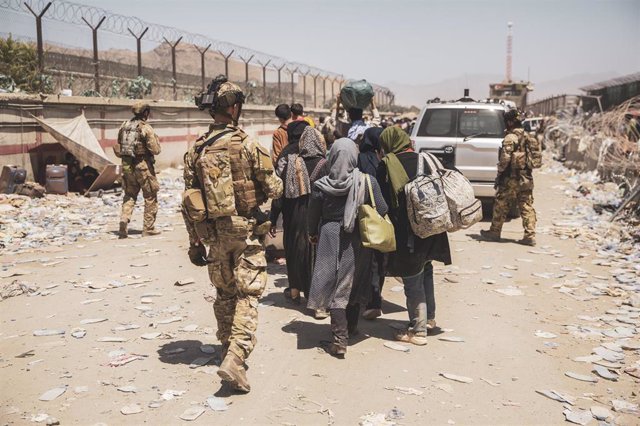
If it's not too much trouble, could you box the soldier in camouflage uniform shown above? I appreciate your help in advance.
[114,101,162,238]
[481,109,537,246]
[182,76,282,393]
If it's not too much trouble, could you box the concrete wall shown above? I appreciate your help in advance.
[0,93,329,182]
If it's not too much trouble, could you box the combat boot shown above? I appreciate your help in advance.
[519,236,536,246]
[218,352,250,393]
[118,222,128,239]
[142,228,161,237]
[480,229,501,242]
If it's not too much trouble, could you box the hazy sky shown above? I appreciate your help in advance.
[2,0,639,101]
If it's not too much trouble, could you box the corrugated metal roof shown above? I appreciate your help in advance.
[580,72,640,92]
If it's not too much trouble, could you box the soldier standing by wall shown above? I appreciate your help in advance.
[114,102,162,238]
[481,109,539,246]
[182,75,283,393]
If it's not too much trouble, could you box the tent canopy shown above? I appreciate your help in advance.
[31,113,120,192]
[31,113,115,170]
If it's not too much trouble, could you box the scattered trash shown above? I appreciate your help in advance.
[39,386,67,401]
[175,278,195,286]
[116,385,137,393]
[563,408,593,425]
[592,365,618,381]
[71,328,86,339]
[200,345,216,354]
[535,389,576,405]
[80,318,107,325]
[189,357,214,369]
[179,406,205,421]
[206,396,229,411]
[161,389,186,401]
[33,329,65,337]
[564,371,598,383]
[107,352,146,367]
[438,336,464,343]
[1,280,39,300]
[494,287,524,296]
[120,404,142,415]
[590,405,612,421]
[439,373,473,384]
[383,342,410,353]
[534,331,557,339]
[385,386,423,396]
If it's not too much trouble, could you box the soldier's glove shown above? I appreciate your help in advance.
[188,243,208,267]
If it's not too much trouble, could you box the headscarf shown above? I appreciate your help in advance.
[358,127,383,176]
[299,126,326,159]
[314,138,364,232]
[287,120,309,145]
[380,126,412,209]
[284,126,326,199]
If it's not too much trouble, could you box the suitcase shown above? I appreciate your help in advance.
[0,165,27,194]
[45,164,69,195]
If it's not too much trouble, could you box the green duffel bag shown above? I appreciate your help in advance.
[340,79,374,110]
[358,174,396,253]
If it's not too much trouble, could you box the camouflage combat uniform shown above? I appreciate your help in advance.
[114,115,161,234]
[183,123,282,363]
[489,128,537,241]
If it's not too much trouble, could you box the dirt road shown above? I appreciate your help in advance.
[1,167,638,425]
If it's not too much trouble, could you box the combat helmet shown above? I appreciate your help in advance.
[132,101,150,116]
[195,75,245,124]
[504,108,523,127]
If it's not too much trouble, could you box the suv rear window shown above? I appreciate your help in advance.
[416,108,505,138]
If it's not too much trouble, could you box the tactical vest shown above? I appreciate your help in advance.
[195,129,266,218]
[119,120,147,157]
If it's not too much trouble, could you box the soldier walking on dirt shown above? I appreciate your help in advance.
[182,76,283,393]
[481,109,538,246]
[114,101,162,238]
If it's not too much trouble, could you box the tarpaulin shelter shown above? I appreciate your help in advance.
[30,113,119,192]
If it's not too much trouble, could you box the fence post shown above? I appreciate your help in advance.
[289,67,298,104]
[322,76,327,108]
[239,54,254,83]
[276,64,286,103]
[163,36,182,101]
[24,1,52,75]
[302,70,311,107]
[257,59,271,104]
[81,15,106,93]
[218,50,235,79]
[195,43,211,91]
[312,73,321,109]
[127,26,149,77]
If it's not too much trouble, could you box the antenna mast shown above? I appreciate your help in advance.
[506,21,513,83]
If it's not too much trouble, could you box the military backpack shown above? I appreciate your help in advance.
[119,120,146,157]
[512,131,543,172]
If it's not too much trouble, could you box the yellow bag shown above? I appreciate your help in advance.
[358,174,396,253]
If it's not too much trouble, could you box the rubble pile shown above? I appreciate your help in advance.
[0,169,184,254]
[544,96,639,186]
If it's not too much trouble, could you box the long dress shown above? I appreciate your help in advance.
[306,178,388,311]
[279,156,326,297]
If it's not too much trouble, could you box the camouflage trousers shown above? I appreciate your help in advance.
[207,217,268,361]
[490,177,537,239]
[120,158,159,231]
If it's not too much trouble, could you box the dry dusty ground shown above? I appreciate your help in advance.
[1,168,639,426]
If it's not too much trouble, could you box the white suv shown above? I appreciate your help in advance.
[411,99,506,201]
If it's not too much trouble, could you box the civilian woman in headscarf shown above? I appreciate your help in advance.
[307,138,388,358]
[270,121,316,303]
[357,127,386,320]
[376,127,452,346]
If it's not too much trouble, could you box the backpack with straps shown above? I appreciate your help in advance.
[119,120,145,157]
[404,153,453,238]
[512,131,543,171]
[425,154,483,231]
